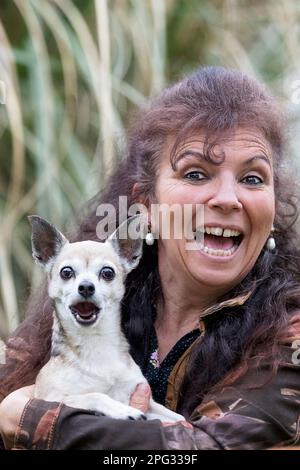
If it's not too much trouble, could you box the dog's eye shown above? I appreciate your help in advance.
[60,267,75,280]
[99,266,115,281]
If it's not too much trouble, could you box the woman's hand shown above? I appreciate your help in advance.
[129,383,192,429]
[129,383,151,414]
[0,385,35,449]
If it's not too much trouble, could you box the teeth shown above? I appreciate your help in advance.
[196,243,238,257]
[196,226,241,237]
[223,228,240,237]
[193,226,242,257]
[210,227,223,236]
[75,313,97,323]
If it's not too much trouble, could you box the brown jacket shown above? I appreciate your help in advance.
[1,294,300,450]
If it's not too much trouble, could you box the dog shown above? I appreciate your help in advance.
[29,215,184,422]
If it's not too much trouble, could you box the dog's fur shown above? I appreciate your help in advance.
[29,216,184,422]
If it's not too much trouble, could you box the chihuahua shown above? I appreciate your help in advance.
[29,215,184,422]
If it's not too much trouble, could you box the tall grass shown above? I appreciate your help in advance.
[0,0,166,337]
[0,0,300,338]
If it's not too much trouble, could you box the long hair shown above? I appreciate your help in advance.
[2,66,300,416]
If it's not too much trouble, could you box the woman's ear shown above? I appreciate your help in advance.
[131,183,151,222]
[132,183,144,203]
[132,183,153,212]
[131,183,159,238]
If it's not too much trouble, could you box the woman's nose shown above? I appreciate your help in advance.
[207,179,243,213]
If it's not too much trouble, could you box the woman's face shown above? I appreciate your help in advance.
[153,128,275,294]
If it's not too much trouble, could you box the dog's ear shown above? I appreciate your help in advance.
[28,215,68,269]
[107,215,145,273]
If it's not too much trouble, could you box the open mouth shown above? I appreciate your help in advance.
[194,226,244,257]
[70,302,100,326]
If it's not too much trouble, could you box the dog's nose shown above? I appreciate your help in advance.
[78,281,95,299]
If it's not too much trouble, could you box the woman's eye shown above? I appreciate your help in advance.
[242,175,264,185]
[60,267,75,280]
[184,171,207,181]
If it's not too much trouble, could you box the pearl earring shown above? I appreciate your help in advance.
[145,231,155,245]
[267,228,276,251]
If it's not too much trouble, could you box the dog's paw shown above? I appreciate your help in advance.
[106,405,147,421]
[64,392,148,421]
[127,411,147,421]
[91,407,146,421]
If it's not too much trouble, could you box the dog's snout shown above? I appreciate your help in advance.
[78,281,95,299]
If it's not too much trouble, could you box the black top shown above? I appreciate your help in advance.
[142,325,200,405]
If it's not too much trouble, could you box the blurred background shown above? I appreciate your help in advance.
[1,0,300,339]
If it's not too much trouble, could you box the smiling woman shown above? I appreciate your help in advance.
[0,66,300,450]
[155,129,275,300]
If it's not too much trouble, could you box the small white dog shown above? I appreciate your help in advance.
[29,215,184,422]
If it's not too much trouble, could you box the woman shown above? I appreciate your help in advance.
[0,66,300,450]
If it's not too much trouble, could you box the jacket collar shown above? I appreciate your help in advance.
[200,289,254,318]
[166,287,255,411]
[198,289,254,332]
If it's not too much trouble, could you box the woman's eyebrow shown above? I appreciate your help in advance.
[174,151,271,168]
[175,150,205,163]
[244,155,271,168]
